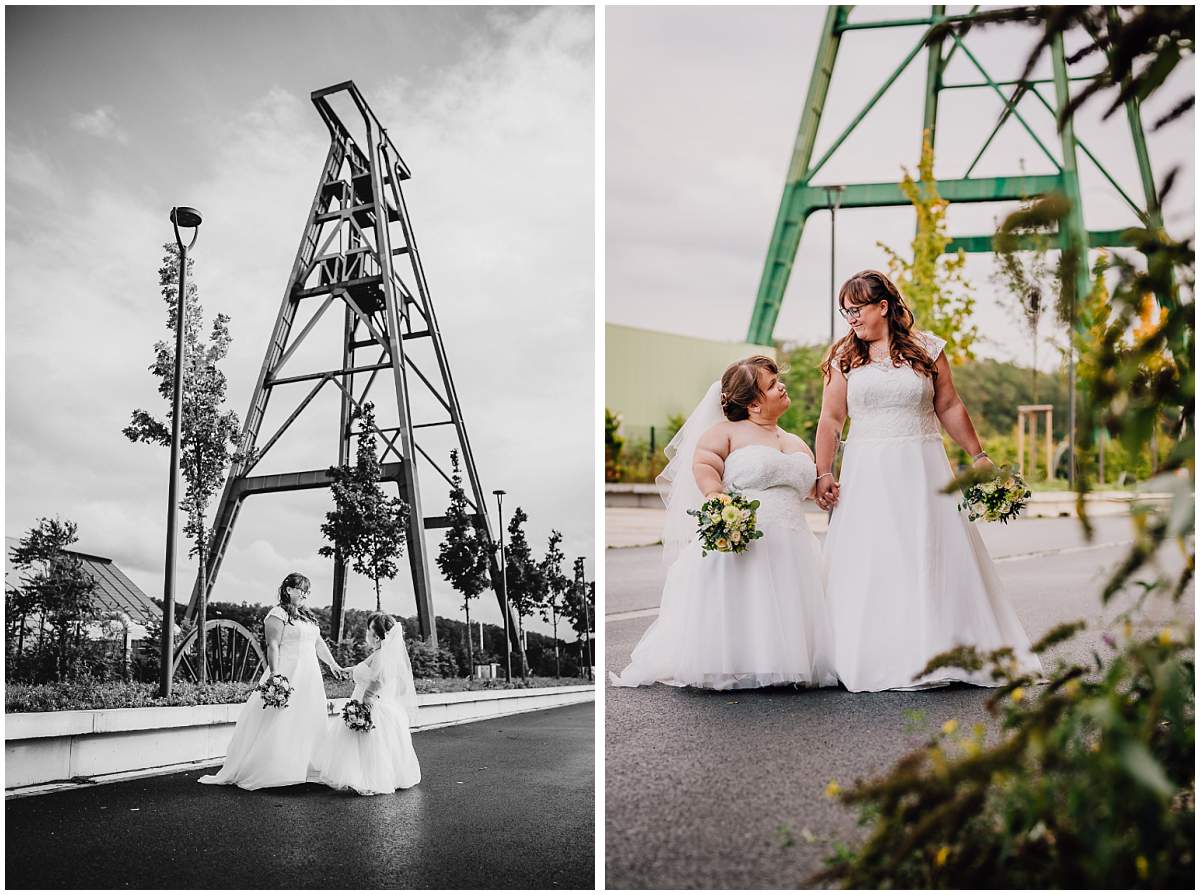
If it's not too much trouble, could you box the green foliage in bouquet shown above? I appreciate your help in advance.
[688,492,764,557]
[954,466,1031,523]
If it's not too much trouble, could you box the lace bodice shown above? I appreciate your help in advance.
[265,606,319,678]
[723,444,816,534]
[844,331,946,441]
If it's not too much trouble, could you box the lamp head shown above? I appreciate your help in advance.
[492,489,506,497]
[170,207,203,228]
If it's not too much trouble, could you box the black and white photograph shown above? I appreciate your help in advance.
[5,5,595,889]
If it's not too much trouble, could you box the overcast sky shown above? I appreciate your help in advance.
[606,5,1194,363]
[5,5,595,636]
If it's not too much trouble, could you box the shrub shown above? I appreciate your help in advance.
[817,594,1194,889]
[5,679,255,713]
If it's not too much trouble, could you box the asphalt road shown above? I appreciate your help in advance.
[604,515,1192,889]
[5,702,595,890]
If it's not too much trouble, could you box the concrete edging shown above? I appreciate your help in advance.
[4,684,595,792]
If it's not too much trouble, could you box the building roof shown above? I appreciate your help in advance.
[5,537,160,628]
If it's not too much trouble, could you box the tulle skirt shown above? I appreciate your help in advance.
[312,699,421,796]
[824,435,1044,692]
[610,520,838,690]
[198,653,328,790]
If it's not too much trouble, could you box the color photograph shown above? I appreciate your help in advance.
[605,5,1194,889]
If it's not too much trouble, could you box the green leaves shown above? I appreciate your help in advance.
[1119,741,1176,798]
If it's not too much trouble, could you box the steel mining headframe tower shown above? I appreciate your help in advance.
[750,6,1170,487]
[184,81,523,665]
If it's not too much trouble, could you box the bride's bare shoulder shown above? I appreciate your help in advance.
[780,429,814,458]
[698,420,734,452]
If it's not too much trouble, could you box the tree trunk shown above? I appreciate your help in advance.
[517,615,527,679]
[198,521,208,686]
[374,575,382,612]
[37,616,46,683]
[552,607,560,679]
[464,599,473,680]
[73,620,84,680]
[17,613,26,680]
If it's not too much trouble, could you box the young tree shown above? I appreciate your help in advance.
[10,518,100,682]
[319,403,409,611]
[436,450,491,677]
[537,530,570,678]
[124,242,244,684]
[565,556,594,680]
[878,135,978,363]
[503,507,541,678]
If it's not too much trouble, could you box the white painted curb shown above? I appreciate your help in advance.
[5,684,595,793]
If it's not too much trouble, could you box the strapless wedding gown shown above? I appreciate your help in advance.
[312,655,421,796]
[199,606,328,789]
[610,445,837,690]
[823,331,1044,692]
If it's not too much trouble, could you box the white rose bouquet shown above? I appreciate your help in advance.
[341,698,374,733]
[255,673,293,709]
[688,490,764,557]
[958,466,1031,523]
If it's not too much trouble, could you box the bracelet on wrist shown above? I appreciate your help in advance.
[971,450,989,461]
[816,472,833,482]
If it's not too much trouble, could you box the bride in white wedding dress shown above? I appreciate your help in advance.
[814,270,1044,692]
[610,356,837,690]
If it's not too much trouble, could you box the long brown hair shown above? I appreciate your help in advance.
[819,270,939,381]
[277,572,316,625]
[720,355,782,421]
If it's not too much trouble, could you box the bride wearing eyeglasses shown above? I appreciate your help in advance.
[199,572,350,790]
[815,270,1043,692]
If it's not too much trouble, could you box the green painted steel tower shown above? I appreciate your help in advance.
[750,5,1168,484]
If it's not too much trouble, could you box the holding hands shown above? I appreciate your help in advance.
[815,473,839,511]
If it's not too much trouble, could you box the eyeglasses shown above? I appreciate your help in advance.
[838,303,874,322]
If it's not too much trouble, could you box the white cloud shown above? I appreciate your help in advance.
[70,106,129,144]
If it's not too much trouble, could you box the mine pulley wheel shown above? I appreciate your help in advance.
[172,618,267,684]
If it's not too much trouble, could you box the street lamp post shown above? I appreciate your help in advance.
[493,489,512,684]
[161,206,202,698]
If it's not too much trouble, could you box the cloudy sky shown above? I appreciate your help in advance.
[5,5,595,636]
[607,5,1194,363]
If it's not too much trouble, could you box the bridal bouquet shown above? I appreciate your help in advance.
[689,491,764,556]
[256,673,293,709]
[342,698,375,733]
[958,466,1030,523]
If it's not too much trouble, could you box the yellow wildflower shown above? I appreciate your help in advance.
[1063,679,1080,697]
[824,780,841,799]
[934,845,950,867]
[941,719,958,735]
[960,738,981,758]
[1010,687,1025,704]
[1136,855,1149,880]
[1158,628,1173,646]
[1123,618,1134,640]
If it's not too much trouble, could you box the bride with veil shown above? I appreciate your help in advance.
[610,356,837,690]
[312,612,422,795]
